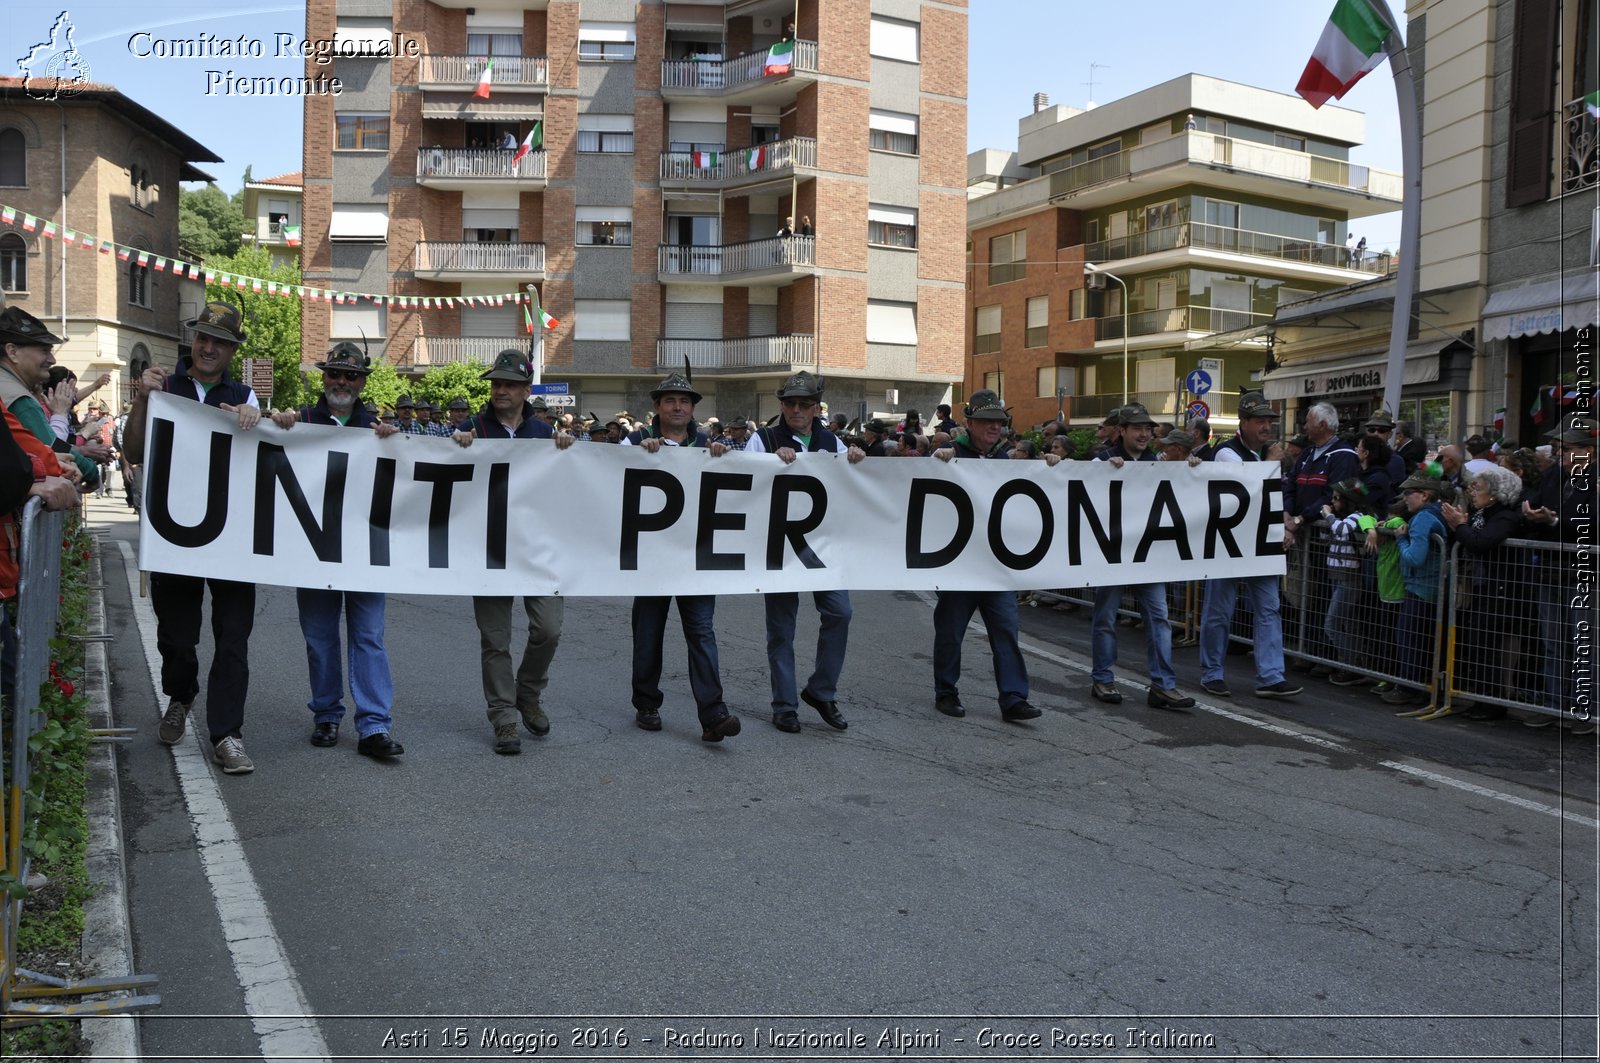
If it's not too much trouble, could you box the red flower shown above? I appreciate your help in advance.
[55,678,74,697]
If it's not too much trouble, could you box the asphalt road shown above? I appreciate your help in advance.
[88,494,1598,1062]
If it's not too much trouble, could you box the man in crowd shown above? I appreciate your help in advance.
[1189,417,1216,460]
[1197,392,1301,700]
[1361,410,1408,483]
[269,343,406,760]
[120,301,264,774]
[1158,429,1196,462]
[0,312,104,489]
[451,348,576,754]
[861,418,890,457]
[395,394,423,434]
[446,396,472,431]
[622,370,740,742]
[1283,401,1359,668]
[724,415,752,451]
[745,371,864,733]
[1393,419,1426,475]
[1462,433,1497,477]
[929,389,1044,723]
[1436,443,1464,490]
[933,404,958,436]
[1090,402,1195,710]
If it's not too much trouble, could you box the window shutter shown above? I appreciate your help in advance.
[1505,0,1558,208]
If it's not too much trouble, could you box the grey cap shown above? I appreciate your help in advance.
[1162,429,1196,449]
[480,349,533,383]
[775,370,823,400]
[1236,391,1280,420]
[964,389,1009,421]
[1118,402,1158,427]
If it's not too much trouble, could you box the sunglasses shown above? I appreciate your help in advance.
[781,399,818,410]
[325,370,365,382]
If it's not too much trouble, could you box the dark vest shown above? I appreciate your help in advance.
[1218,436,1261,462]
[626,416,708,447]
[164,359,253,408]
[299,397,378,429]
[756,419,841,453]
[471,401,555,440]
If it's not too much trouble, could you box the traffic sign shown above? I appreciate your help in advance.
[528,382,569,395]
[539,394,576,407]
[1187,400,1210,421]
[1185,369,1212,396]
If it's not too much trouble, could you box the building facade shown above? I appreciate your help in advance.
[241,171,305,269]
[966,75,1402,431]
[301,0,968,424]
[0,78,221,408]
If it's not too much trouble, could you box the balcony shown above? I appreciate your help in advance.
[1564,95,1598,195]
[250,218,300,245]
[1094,306,1273,344]
[660,40,818,104]
[655,334,815,372]
[418,54,548,92]
[1086,221,1396,279]
[657,236,815,284]
[416,147,547,191]
[659,137,816,190]
[411,336,516,368]
[413,241,546,281]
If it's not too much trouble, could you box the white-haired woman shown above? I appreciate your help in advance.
[1439,464,1527,719]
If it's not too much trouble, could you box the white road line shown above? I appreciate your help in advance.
[917,590,1600,829]
[117,541,332,1063]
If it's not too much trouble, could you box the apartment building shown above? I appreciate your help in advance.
[301,0,968,423]
[241,171,306,269]
[0,78,221,405]
[966,74,1402,431]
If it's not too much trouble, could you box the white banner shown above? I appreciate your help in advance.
[137,393,1286,596]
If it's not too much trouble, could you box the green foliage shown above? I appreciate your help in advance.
[414,362,491,414]
[205,245,307,409]
[1066,426,1099,458]
[359,362,406,412]
[178,183,244,259]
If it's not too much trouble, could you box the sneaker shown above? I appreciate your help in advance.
[1000,700,1042,722]
[493,724,522,755]
[518,701,551,737]
[1370,681,1395,696]
[1200,679,1232,697]
[212,736,254,775]
[157,698,190,745]
[1255,680,1303,699]
[1090,681,1123,704]
[934,693,965,718]
[1382,686,1422,706]
[1328,670,1365,686]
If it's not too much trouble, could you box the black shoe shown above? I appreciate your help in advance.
[635,708,663,732]
[1200,679,1232,697]
[801,689,848,730]
[1147,686,1195,711]
[1255,680,1304,699]
[772,710,801,733]
[310,721,340,747]
[1001,700,1042,722]
[934,693,965,717]
[1091,681,1123,704]
[701,711,742,742]
[357,732,405,758]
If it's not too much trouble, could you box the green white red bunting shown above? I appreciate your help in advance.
[1296,0,1394,109]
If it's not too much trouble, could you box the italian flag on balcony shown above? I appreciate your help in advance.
[512,122,543,165]
[282,224,302,247]
[746,145,765,169]
[1295,0,1396,109]
[764,39,794,76]
[692,150,718,169]
[473,58,494,99]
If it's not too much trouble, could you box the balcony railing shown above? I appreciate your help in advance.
[661,40,818,93]
[1086,221,1395,274]
[412,336,516,367]
[655,334,815,371]
[416,147,547,182]
[1094,306,1272,341]
[419,53,549,90]
[657,235,815,277]
[414,241,546,274]
[1565,96,1599,195]
[659,137,816,183]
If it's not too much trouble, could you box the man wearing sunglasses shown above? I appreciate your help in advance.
[270,344,407,760]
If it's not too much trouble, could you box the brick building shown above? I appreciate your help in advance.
[0,78,221,408]
[301,0,968,423]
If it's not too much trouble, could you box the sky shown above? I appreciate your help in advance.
[5,0,1406,249]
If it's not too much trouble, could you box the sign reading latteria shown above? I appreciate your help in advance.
[137,394,1287,597]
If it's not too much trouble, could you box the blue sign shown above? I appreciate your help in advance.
[528,382,570,395]
[1185,369,1213,396]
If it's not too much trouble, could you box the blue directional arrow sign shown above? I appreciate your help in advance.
[528,382,569,395]
[1185,369,1213,396]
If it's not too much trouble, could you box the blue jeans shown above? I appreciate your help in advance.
[765,590,852,711]
[932,591,1029,709]
[1323,572,1361,663]
[295,588,394,738]
[1199,575,1286,686]
[631,595,725,722]
[1093,583,1176,688]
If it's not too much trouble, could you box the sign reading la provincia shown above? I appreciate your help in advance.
[138,394,1286,597]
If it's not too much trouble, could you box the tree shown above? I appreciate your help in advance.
[179,183,244,259]
[203,244,305,408]
[414,362,491,414]
[358,362,406,412]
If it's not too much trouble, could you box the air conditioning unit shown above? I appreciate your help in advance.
[1084,271,1107,290]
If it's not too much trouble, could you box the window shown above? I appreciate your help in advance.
[129,161,154,210]
[988,230,1025,285]
[866,300,917,345]
[0,128,24,186]
[867,205,917,248]
[869,109,918,154]
[974,305,1000,355]
[329,204,389,242]
[129,343,151,379]
[466,32,523,56]
[461,207,519,242]
[0,234,24,291]
[128,257,151,308]
[1506,0,1559,205]
[1026,296,1048,348]
[336,114,389,150]
[983,371,1004,398]
[1037,366,1076,399]
[869,16,919,62]
[574,299,631,340]
[576,206,632,246]
[331,303,385,339]
[577,114,634,153]
[579,22,637,61]
[1273,132,1306,151]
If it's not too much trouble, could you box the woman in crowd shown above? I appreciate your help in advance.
[1356,432,1395,512]
[1439,465,1527,720]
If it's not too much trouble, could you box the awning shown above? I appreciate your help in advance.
[1482,275,1600,341]
[1262,340,1445,402]
[329,207,388,242]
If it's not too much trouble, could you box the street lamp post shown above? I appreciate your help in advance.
[1084,262,1130,406]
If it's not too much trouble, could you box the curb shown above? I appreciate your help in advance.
[79,530,142,1060]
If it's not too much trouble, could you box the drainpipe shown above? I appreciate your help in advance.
[55,99,67,339]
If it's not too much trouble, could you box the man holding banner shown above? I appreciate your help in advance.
[270,343,407,760]
[451,349,576,755]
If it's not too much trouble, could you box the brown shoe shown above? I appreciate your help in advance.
[518,701,550,737]
[493,724,521,755]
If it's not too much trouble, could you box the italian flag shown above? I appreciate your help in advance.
[747,145,765,169]
[1586,90,1600,120]
[115,245,130,262]
[1295,0,1395,109]
[692,150,718,169]
[473,58,494,99]
[1530,386,1547,424]
[0,206,13,225]
[282,225,302,247]
[764,40,794,76]
[512,121,542,165]
[523,302,559,333]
